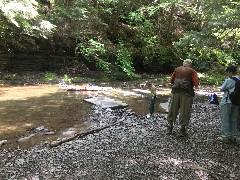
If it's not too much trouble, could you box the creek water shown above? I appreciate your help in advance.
[0,83,216,149]
[0,83,171,149]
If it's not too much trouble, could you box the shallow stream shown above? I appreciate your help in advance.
[0,83,216,149]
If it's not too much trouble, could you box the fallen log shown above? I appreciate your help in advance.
[50,121,125,148]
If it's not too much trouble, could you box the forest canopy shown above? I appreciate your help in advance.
[0,0,239,76]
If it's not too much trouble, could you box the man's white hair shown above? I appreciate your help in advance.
[183,59,192,66]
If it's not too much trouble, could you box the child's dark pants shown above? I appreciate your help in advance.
[149,96,156,115]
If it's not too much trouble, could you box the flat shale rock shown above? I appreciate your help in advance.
[84,96,128,109]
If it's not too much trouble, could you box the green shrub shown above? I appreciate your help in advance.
[44,72,58,82]
[198,73,225,85]
[117,42,136,79]
[63,74,72,83]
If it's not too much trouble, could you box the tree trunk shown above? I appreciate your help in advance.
[167,3,176,33]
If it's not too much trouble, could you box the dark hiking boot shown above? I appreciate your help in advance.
[217,136,230,143]
[166,126,173,135]
[229,137,237,143]
[177,127,187,137]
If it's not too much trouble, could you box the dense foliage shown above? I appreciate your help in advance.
[0,0,239,77]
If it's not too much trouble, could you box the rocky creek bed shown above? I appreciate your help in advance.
[0,102,240,180]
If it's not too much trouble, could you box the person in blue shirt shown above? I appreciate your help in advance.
[218,65,239,143]
[237,67,240,131]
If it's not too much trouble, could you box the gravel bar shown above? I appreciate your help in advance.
[0,102,240,180]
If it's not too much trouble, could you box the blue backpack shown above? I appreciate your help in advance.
[210,93,219,105]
